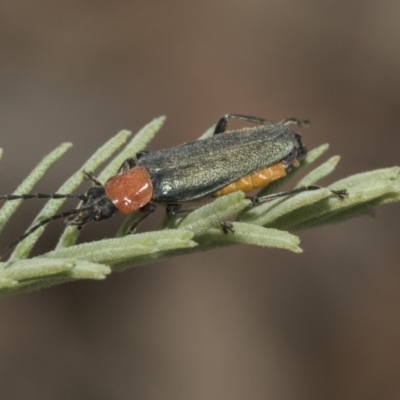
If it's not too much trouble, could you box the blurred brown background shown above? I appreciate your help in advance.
[1,1,400,399]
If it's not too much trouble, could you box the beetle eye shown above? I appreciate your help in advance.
[87,188,96,196]
[87,187,103,197]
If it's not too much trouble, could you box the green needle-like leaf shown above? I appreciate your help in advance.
[0,143,72,234]
[296,155,340,187]
[0,119,399,296]
[44,230,196,270]
[176,192,251,234]
[10,130,132,258]
[197,222,302,253]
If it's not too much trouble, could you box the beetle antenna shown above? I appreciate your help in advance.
[0,193,87,202]
[0,208,81,260]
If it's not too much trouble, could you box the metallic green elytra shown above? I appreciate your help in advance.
[138,123,306,203]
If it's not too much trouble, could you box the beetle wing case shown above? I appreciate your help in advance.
[138,125,303,203]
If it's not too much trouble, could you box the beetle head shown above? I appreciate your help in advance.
[65,186,118,228]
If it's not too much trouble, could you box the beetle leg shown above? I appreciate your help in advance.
[214,114,310,135]
[166,204,198,216]
[277,117,310,127]
[214,114,276,135]
[117,157,138,173]
[166,205,235,234]
[166,204,181,216]
[221,221,235,234]
[126,203,156,234]
[252,186,348,204]
[118,152,150,173]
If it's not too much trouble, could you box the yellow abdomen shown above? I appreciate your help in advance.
[213,161,288,197]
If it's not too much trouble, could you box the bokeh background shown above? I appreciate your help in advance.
[1,1,400,399]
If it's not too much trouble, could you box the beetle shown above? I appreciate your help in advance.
[0,114,347,258]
